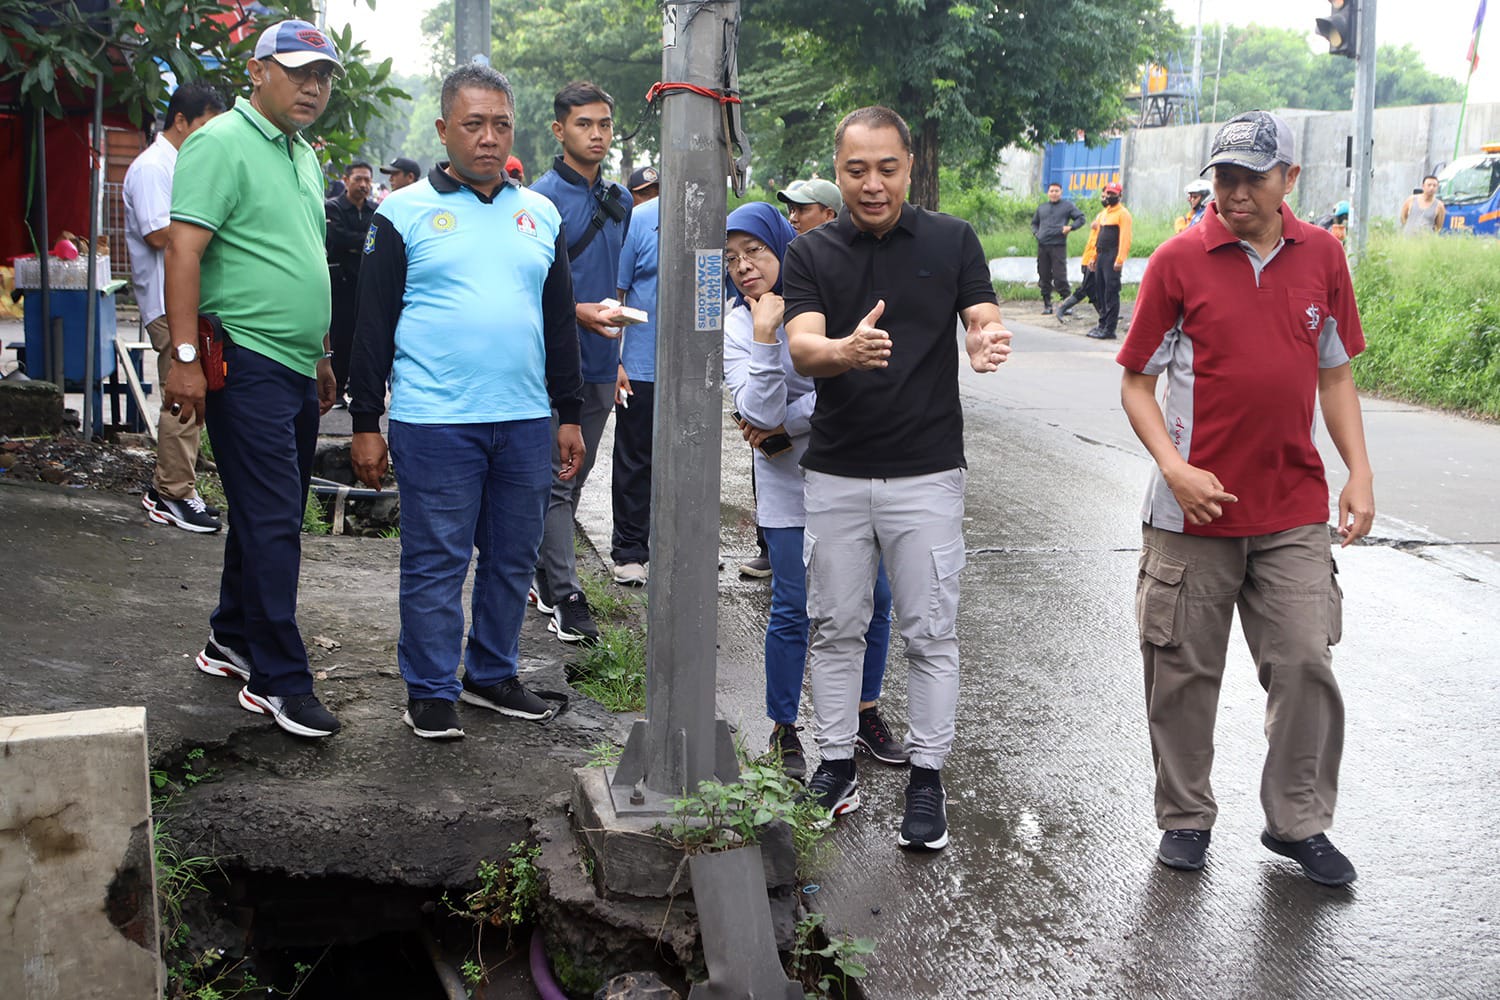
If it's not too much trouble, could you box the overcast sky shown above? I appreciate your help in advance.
[326,0,1498,105]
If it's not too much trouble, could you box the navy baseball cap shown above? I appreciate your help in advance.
[1201,110,1294,176]
[628,165,660,191]
[254,19,345,77]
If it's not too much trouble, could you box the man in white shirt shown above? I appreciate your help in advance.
[124,82,225,533]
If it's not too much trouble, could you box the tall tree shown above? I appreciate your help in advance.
[748,0,1180,209]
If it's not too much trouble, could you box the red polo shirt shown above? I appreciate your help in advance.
[1116,203,1365,538]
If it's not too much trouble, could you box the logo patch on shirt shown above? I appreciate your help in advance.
[1305,303,1322,332]
[430,210,458,234]
[363,224,377,255]
[514,210,538,238]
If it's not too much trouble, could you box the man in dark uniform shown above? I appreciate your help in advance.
[325,160,375,402]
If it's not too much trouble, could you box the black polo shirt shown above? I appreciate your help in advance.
[782,203,996,478]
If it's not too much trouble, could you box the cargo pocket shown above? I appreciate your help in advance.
[1327,557,1344,647]
[1135,546,1187,648]
[927,536,967,636]
[803,531,828,621]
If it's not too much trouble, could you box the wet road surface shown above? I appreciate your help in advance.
[584,317,1500,999]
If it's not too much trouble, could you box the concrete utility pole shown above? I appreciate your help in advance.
[454,0,491,66]
[1348,0,1377,264]
[611,0,740,808]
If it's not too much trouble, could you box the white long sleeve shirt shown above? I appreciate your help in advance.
[722,302,817,529]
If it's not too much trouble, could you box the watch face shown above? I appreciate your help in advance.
[176,344,198,363]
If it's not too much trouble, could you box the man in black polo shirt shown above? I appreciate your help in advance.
[784,105,1013,852]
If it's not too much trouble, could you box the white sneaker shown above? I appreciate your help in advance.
[611,562,648,586]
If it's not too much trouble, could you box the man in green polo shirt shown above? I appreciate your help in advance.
[162,19,344,739]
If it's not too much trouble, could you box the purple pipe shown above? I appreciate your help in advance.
[529,928,570,1000]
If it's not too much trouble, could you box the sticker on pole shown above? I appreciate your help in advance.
[694,250,724,331]
[662,5,677,49]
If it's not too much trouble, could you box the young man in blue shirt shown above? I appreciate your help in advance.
[527,81,634,644]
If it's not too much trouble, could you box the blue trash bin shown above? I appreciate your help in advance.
[22,287,116,385]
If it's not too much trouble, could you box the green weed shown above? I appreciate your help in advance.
[442,842,544,990]
[578,568,643,623]
[302,490,330,535]
[570,624,647,712]
[790,911,876,1000]
[664,761,831,879]
[586,741,623,768]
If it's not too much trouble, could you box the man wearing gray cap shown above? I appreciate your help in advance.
[1116,110,1374,885]
[777,178,841,235]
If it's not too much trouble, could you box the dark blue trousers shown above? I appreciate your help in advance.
[205,343,319,698]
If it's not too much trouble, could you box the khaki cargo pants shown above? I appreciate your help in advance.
[1137,522,1345,841]
[148,315,202,500]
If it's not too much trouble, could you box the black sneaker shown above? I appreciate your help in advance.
[898,769,949,850]
[855,706,909,766]
[528,571,555,615]
[801,761,859,820]
[195,633,251,682]
[549,590,599,645]
[1086,327,1117,340]
[1260,830,1357,886]
[1157,828,1211,870]
[459,675,556,721]
[737,555,772,579]
[769,724,807,781]
[237,688,340,738]
[1041,304,1053,315]
[403,698,465,739]
[149,492,221,533]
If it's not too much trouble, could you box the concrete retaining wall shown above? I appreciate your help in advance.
[988,102,1500,221]
[1,707,160,1000]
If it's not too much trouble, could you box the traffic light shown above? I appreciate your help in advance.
[1316,0,1358,59]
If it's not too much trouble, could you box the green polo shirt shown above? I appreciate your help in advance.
[171,97,330,377]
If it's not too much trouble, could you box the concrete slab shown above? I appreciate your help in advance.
[1,706,159,1000]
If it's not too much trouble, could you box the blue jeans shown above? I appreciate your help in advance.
[762,525,891,725]
[205,343,319,698]
[388,418,552,702]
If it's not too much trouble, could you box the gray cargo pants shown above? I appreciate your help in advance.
[804,468,966,771]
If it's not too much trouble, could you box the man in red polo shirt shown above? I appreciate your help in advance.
[1116,110,1375,886]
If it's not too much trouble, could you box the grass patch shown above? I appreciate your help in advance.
[579,567,643,624]
[302,489,330,535]
[1351,235,1500,417]
[569,623,646,712]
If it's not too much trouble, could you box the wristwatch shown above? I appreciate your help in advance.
[174,342,199,364]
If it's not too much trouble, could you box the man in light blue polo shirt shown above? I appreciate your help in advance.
[348,65,585,741]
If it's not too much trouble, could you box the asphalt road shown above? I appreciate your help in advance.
[623,314,1500,1000]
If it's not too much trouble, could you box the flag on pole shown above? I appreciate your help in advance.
[1468,0,1487,74]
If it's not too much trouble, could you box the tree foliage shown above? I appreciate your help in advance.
[747,0,1182,209]
[0,0,408,167]
[1205,25,1463,122]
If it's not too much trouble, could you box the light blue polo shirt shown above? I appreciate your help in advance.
[616,196,659,383]
[369,174,566,424]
